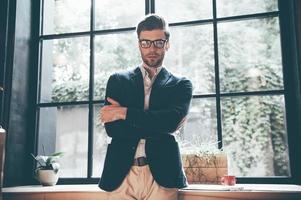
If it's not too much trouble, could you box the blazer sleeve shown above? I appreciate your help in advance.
[103,74,134,139]
[125,79,193,135]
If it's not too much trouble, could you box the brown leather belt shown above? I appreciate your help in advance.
[133,157,148,166]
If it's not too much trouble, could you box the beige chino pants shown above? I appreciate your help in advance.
[107,165,178,200]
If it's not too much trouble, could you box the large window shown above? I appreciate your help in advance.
[37,0,290,182]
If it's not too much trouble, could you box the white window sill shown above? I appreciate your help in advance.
[3,184,301,193]
[3,184,301,200]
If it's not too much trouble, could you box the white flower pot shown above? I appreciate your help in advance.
[37,169,59,186]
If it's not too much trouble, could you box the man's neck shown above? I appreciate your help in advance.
[142,64,160,79]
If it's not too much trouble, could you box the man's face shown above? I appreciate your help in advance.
[138,29,169,68]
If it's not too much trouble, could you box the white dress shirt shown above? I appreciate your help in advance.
[134,65,163,158]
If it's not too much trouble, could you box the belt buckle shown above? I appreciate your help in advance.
[134,157,147,166]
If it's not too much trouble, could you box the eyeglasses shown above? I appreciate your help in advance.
[139,39,167,49]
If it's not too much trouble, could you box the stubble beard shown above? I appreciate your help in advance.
[142,53,165,68]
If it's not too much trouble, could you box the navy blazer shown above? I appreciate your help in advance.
[98,67,193,191]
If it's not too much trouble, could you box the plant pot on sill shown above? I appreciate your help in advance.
[37,169,59,186]
[182,153,228,184]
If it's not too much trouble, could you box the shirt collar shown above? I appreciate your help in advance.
[139,64,163,80]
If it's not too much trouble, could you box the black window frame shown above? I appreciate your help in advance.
[32,0,301,185]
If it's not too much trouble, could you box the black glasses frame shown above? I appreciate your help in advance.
[139,39,168,48]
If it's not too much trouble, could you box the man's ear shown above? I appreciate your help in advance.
[165,42,170,51]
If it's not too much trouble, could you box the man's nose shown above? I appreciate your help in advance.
[149,43,157,51]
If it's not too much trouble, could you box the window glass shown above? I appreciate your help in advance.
[38,0,289,181]
[217,0,278,17]
[156,0,212,23]
[95,0,144,30]
[166,25,215,95]
[94,32,140,100]
[178,98,218,153]
[43,0,90,34]
[218,17,283,93]
[38,105,88,177]
[221,95,290,177]
[40,37,90,103]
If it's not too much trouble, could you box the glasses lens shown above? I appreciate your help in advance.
[154,40,165,48]
[140,40,151,48]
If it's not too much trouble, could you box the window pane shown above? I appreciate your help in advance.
[156,0,212,23]
[221,95,290,177]
[38,105,88,178]
[43,0,90,35]
[177,98,217,153]
[95,0,144,30]
[218,17,283,93]
[94,32,140,100]
[92,104,108,177]
[40,37,90,103]
[217,0,278,18]
[165,25,215,95]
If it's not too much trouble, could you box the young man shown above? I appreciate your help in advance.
[99,14,193,200]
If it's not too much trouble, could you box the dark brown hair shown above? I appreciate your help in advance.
[136,14,170,40]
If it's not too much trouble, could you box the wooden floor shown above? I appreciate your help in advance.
[2,184,301,200]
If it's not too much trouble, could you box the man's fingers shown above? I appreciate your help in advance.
[99,106,117,124]
[101,105,117,111]
[107,97,120,106]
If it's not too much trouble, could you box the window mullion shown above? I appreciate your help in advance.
[212,0,223,149]
[87,0,95,179]
[145,0,154,15]
[150,0,155,13]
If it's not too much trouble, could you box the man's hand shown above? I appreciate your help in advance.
[100,97,127,124]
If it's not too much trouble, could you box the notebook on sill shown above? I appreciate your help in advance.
[184,184,245,191]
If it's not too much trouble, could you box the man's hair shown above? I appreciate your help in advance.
[136,14,170,40]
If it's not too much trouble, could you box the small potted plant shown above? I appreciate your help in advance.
[31,151,64,186]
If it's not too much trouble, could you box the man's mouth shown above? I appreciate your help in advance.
[147,54,158,59]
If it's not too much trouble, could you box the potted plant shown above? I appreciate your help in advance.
[179,138,228,184]
[31,151,64,186]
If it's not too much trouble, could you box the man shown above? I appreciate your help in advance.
[99,14,193,200]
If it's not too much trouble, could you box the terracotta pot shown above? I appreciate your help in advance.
[37,169,59,186]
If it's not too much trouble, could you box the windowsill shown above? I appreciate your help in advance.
[3,184,301,193]
[3,184,301,200]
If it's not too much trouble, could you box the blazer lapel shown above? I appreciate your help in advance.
[131,67,145,109]
[152,68,170,91]
[149,68,171,108]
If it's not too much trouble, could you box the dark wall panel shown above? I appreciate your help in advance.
[295,0,301,82]
[0,0,9,123]
[279,0,301,184]
[3,0,34,186]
